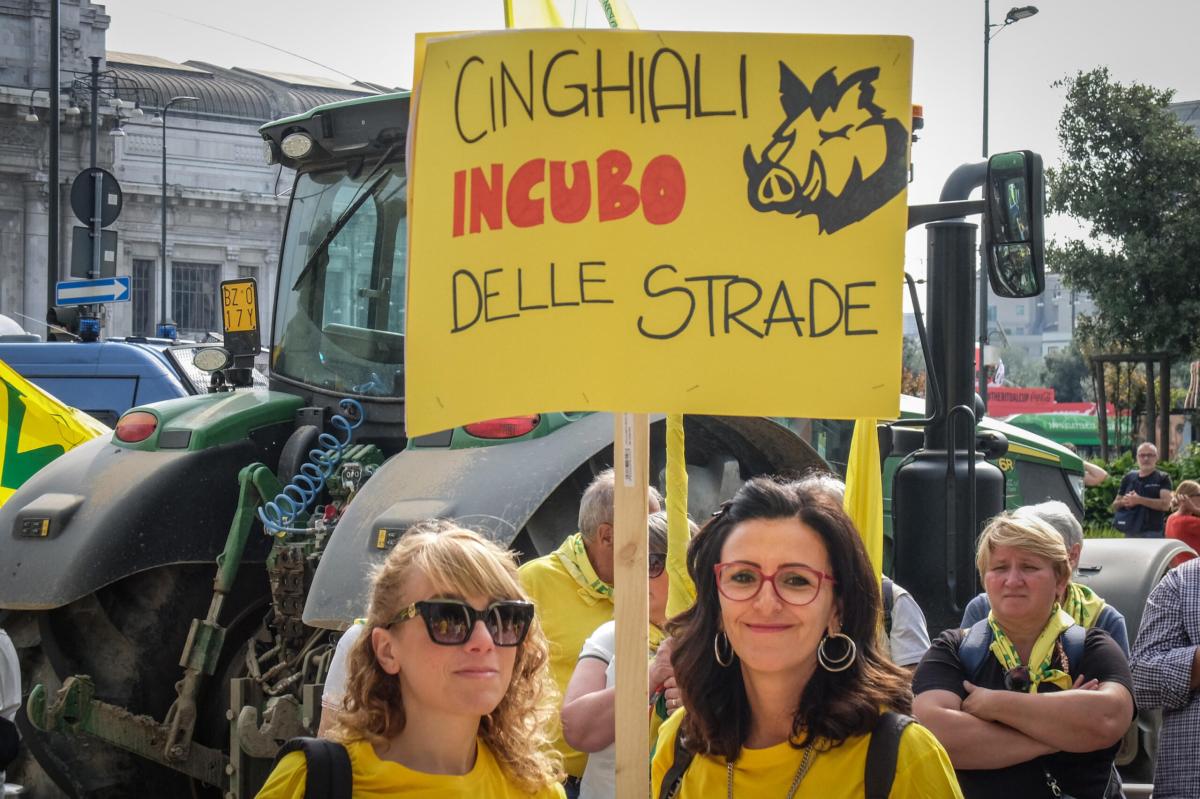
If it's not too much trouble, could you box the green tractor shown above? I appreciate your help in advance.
[0,90,1177,797]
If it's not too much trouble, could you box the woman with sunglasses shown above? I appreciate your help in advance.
[561,512,682,799]
[257,524,565,798]
[913,512,1134,799]
[651,478,961,799]
[1165,479,1200,568]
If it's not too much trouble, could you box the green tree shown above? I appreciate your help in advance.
[901,335,926,397]
[1043,343,1090,402]
[1047,68,1200,358]
[995,345,1045,387]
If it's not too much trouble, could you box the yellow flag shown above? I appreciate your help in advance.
[503,0,564,28]
[0,359,109,506]
[843,418,883,577]
[598,0,638,28]
[665,414,696,617]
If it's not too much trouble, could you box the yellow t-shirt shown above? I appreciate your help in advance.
[650,710,963,799]
[255,738,565,799]
[518,533,614,779]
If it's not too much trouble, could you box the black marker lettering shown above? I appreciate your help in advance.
[763,280,804,336]
[579,261,613,304]
[451,269,483,332]
[483,268,518,322]
[454,56,487,144]
[638,264,694,340]
[844,281,878,335]
[543,49,588,117]
[648,47,692,122]
[517,267,548,311]
[809,278,844,337]
[550,262,579,307]
[723,276,764,337]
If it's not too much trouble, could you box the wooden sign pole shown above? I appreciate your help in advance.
[613,412,650,799]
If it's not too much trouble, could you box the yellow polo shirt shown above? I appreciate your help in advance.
[256,738,565,798]
[651,710,963,799]
[518,533,614,779]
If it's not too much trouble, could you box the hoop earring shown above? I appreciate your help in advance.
[817,632,857,672]
[713,630,735,667]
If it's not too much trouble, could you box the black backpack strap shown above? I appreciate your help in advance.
[956,619,994,682]
[657,726,695,799]
[1060,624,1086,673]
[272,737,352,799]
[881,577,895,637]
[864,711,914,799]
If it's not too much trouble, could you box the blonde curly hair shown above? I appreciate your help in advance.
[329,521,563,792]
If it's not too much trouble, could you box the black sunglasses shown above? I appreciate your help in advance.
[388,599,535,647]
[1003,665,1032,692]
[649,552,667,579]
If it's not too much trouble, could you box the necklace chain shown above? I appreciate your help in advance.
[725,743,815,799]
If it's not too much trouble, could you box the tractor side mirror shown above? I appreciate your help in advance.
[984,150,1045,298]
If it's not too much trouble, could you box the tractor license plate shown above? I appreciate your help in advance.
[222,279,258,334]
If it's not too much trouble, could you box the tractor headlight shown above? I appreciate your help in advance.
[281,132,315,160]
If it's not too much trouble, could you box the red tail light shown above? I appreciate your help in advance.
[463,415,540,439]
[115,411,158,443]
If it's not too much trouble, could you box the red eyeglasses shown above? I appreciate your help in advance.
[713,562,836,606]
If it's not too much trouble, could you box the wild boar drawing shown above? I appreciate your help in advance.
[743,63,908,234]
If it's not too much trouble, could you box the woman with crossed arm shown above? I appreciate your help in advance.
[912,512,1134,799]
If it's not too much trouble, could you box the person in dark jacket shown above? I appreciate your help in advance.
[1111,442,1173,537]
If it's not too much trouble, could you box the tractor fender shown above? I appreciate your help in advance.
[1075,537,1195,642]
[304,413,824,629]
[0,435,279,610]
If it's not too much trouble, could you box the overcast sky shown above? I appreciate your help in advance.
[103,0,1200,284]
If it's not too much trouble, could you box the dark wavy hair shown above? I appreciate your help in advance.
[668,476,911,760]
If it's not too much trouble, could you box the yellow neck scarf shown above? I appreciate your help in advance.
[553,533,613,606]
[1061,581,1106,629]
[649,623,666,657]
[987,605,1075,692]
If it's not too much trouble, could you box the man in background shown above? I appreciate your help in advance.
[518,468,661,796]
[1111,442,1172,538]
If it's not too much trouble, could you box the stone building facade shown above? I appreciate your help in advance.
[1,0,380,339]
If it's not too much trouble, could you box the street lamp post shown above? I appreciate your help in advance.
[158,95,198,339]
[979,2,1038,406]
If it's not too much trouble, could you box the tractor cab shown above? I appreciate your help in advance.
[260,94,410,452]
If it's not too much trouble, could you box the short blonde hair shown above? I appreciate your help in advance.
[975,511,1071,583]
[1172,479,1200,511]
[332,521,563,791]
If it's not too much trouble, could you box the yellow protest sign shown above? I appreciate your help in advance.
[0,359,109,506]
[406,30,911,435]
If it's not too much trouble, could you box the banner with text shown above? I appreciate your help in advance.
[406,30,912,435]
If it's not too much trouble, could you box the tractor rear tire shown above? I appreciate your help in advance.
[8,564,269,798]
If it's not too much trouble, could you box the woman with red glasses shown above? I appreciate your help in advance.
[256,523,565,798]
[913,513,1134,799]
[652,478,961,798]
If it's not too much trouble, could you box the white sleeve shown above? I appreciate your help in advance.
[887,590,932,667]
[0,631,20,721]
[321,622,365,710]
[578,620,616,665]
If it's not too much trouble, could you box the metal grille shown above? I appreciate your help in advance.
[172,261,221,340]
[132,258,156,336]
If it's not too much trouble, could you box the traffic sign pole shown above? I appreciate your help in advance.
[91,171,103,278]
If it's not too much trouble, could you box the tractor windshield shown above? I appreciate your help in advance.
[272,159,408,398]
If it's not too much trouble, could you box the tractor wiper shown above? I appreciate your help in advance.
[291,142,401,291]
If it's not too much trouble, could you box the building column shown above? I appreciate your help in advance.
[22,176,49,326]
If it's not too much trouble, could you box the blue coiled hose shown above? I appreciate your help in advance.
[258,398,364,536]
